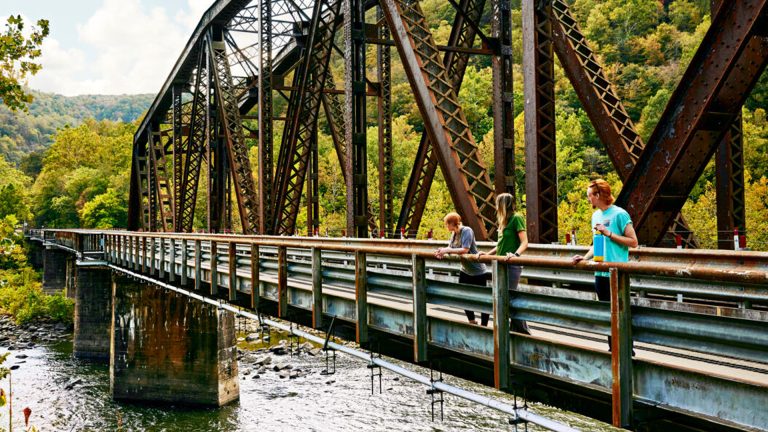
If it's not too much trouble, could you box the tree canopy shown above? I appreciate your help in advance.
[0,15,49,111]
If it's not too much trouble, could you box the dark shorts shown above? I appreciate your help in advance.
[459,271,490,286]
[595,275,611,302]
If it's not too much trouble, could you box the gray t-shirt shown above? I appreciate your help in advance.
[449,226,488,276]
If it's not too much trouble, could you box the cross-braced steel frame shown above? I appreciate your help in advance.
[129,0,766,248]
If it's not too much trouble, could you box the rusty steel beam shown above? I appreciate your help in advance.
[346,0,369,238]
[382,0,495,240]
[616,0,768,246]
[377,7,394,237]
[148,130,175,231]
[209,30,260,234]
[177,46,210,233]
[492,0,515,197]
[321,70,379,233]
[522,0,558,244]
[272,0,343,235]
[712,0,747,250]
[549,0,699,249]
[259,0,274,234]
[395,0,487,239]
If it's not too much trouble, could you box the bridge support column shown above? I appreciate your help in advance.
[42,247,68,294]
[73,266,113,361]
[110,274,239,406]
[26,240,44,269]
[65,255,77,299]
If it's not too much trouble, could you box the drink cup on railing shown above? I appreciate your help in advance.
[734,228,740,251]
[675,234,683,249]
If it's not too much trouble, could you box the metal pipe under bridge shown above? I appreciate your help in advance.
[26,229,768,431]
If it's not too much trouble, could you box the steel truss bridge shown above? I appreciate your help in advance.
[29,229,768,430]
[129,0,768,248]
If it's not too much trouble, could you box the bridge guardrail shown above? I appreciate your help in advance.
[30,230,768,430]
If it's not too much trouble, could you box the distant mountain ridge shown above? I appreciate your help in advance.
[0,90,152,163]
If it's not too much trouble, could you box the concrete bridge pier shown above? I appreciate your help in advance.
[110,274,239,406]
[65,255,77,299]
[42,247,68,294]
[25,240,44,269]
[73,266,113,361]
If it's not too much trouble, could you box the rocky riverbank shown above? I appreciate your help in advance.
[0,314,72,352]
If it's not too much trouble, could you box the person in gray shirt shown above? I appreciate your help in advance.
[435,212,490,326]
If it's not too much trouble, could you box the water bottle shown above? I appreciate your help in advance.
[593,230,605,262]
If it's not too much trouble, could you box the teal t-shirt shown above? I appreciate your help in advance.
[591,205,632,277]
[497,214,525,256]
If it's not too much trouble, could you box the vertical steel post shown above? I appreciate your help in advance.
[169,238,176,283]
[210,240,219,295]
[492,260,510,390]
[181,238,188,285]
[377,6,394,237]
[492,0,515,197]
[610,268,633,428]
[229,242,238,301]
[412,254,427,363]
[258,0,273,234]
[277,246,288,317]
[522,0,558,244]
[355,250,368,344]
[345,0,368,238]
[158,237,165,279]
[311,247,323,329]
[194,239,202,292]
[172,84,183,231]
[250,244,260,310]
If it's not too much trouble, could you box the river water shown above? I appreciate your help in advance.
[0,318,618,432]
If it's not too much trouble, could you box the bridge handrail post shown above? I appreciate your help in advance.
[492,260,511,391]
[210,240,218,295]
[194,239,202,292]
[355,250,369,345]
[610,267,633,428]
[150,237,157,276]
[412,254,427,363]
[141,236,147,273]
[169,238,176,283]
[250,244,260,311]
[158,237,166,279]
[135,236,142,272]
[311,247,323,329]
[181,239,188,285]
[277,246,288,317]
[228,242,237,301]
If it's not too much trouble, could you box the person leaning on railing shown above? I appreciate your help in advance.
[478,193,531,335]
[435,212,491,326]
[572,179,638,351]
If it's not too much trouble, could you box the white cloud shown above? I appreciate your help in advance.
[29,0,213,95]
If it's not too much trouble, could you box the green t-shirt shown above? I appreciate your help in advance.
[497,214,526,256]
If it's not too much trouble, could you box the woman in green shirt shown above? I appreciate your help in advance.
[479,193,530,334]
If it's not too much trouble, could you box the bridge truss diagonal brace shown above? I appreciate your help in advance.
[381,0,496,240]
[395,0,487,238]
[616,0,768,246]
[549,0,699,249]
[208,31,260,234]
[272,0,344,235]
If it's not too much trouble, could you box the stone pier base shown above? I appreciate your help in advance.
[110,275,239,406]
[42,248,68,294]
[73,266,113,361]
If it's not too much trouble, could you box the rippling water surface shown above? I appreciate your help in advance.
[1,326,617,432]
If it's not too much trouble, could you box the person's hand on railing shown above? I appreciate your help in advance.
[435,247,448,260]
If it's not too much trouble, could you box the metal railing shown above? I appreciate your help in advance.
[30,229,768,430]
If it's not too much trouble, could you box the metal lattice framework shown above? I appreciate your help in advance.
[129,0,767,249]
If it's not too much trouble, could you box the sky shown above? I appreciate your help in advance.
[2,0,214,96]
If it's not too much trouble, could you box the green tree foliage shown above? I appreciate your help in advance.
[0,15,49,110]
[31,120,134,228]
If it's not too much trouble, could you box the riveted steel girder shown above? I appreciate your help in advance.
[209,32,260,234]
[272,0,343,235]
[176,46,210,233]
[149,129,175,231]
[382,0,496,240]
[395,0,487,239]
[259,0,274,234]
[377,7,394,237]
[522,0,558,244]
[549,0,699,249]
[493,0,515,198]
[616,0,768,246]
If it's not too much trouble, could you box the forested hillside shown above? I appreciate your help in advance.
[1,0,767,250]
[0,91,152,164]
